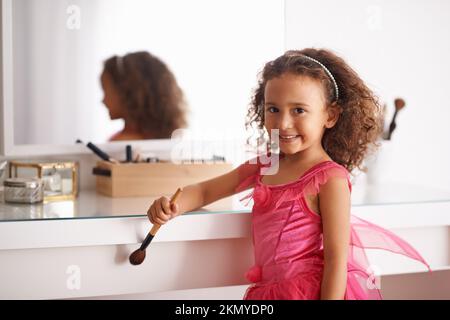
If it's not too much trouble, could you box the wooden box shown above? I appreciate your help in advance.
[93,161,233,197]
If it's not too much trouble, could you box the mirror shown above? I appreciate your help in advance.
[4,0,284,150]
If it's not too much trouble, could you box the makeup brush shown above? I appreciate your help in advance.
[86,142,119,164]
[129,188,183,265]
[386,98,406,140]
[381,103,387,139]
[125,145,132,162]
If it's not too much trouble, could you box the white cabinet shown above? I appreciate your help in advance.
[1,192,449,299]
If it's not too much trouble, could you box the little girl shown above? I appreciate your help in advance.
[147,48,431,300]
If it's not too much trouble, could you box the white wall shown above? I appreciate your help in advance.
[285,0,450,191]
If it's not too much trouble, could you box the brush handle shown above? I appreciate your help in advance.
[387,109,399,140]
[87,142,119,163]
[139,229,156,250]
[140,188,183,251]
[126,145,132,162]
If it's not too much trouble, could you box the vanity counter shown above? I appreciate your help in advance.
[0,190,252,251]
[0,185,450,299]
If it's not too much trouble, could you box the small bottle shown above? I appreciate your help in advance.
[3,178,44,204]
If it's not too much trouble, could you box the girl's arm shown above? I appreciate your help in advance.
[318,177,351,300]
[148,162,257,225]
[177,166,244,214]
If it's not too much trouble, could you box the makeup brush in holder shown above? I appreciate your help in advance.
[385,98,406,140]
[129,188,183,265]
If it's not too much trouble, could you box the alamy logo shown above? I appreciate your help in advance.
[168,128,280,175]
[249,129,280,176]
[366,5,383,31]
[366,265,381,290]
[66,5,81,30]
[66,265,81,290]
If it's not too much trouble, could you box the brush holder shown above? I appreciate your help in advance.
[93,160,233,197]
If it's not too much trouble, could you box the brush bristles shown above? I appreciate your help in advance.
[129,249,146,265]
[394,98,406,110]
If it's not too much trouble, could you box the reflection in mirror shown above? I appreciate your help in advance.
[11,0,284,145]
[101,51,187,141]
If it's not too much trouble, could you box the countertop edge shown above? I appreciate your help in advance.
[1,201,450,251]
[0,211,252,250]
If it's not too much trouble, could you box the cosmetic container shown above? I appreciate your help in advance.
[4,177,44,204]
[8,160,79,201]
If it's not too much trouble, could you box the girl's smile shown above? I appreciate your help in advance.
[279,134,301,143]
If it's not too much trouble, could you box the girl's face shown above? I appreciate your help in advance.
[263,73,339,156]
[100,71,125,120]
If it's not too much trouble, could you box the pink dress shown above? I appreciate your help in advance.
[236,157,432,300]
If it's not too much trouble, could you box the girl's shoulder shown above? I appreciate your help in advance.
[303,160,352,196]
[268,160,351,207]
[312,159,349,175]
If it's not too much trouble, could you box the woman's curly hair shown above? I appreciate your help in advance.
[246,48,383,173]
[103,51,187,139]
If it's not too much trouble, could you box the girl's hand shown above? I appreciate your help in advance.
[147,196,180,225]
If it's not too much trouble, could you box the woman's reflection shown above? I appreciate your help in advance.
[100,51,187,141]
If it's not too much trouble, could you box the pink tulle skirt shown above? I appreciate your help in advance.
[243,215,432,300]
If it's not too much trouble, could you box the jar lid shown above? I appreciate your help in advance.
[3,177,43,188]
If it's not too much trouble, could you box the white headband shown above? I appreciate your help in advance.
[287,53,339,102]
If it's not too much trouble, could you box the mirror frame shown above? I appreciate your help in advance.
[1,0,13,156]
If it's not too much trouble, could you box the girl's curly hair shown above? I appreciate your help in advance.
[246,48,383,173]
[103,51,187,139]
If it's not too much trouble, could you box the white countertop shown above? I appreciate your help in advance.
[0,189,248,221]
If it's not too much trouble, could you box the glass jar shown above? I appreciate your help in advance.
[8,160,78,201]
[3,178,44,204]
